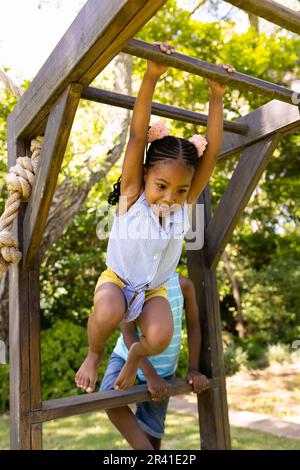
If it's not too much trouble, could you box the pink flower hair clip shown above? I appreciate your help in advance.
[147,120,208,158]
[189,134,208,157]
[147,120,170,143]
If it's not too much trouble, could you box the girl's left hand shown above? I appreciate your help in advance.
[186,370,210,394]
[146,42,176,78]
[208,63,236,95]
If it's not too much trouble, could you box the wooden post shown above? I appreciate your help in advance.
[7,133,42,449]
[28,257,42,450]
[187,186,231,449]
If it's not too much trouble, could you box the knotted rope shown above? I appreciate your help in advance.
[0,69,43,276]
[0,139,43,276]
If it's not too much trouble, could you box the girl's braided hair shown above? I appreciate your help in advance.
[107,134,199,205]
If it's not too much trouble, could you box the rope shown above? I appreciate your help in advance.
[0,69,44,276]
[0,139,43,276]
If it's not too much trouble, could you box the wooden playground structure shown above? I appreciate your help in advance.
[4,0,300,450]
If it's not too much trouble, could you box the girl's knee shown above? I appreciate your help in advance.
[93,287,126,324]
[146,323,174,354]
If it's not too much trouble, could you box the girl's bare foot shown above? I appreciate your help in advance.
[75,349,104,393]
[114,342,141,390]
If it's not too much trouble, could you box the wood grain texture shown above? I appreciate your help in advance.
[8,138,32,449]
[225,0,300,34]
[7,135,43,449]
[187,188,231,449]
[82,86,248,135]
[30,377,219,424]
[219,100,300,160]
[122,39,295,104]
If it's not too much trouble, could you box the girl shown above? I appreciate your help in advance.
[75,42,235,393]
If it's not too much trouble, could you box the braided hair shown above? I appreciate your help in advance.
[107,135,199,205]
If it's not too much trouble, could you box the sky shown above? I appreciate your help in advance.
[0,0,298,86]
[0,0,85,83]
[0,0,243,84]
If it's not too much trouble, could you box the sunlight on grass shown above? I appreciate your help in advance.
[226,363,300,419]
[1,411,299,450]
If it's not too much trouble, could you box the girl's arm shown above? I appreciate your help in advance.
[187,64,235,206]
[179,275,209,393]
[120,43,175,200]
[179,275,201,372]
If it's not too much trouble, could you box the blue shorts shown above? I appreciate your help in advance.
[100,352,171,439]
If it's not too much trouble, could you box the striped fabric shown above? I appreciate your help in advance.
[113,271,184,381]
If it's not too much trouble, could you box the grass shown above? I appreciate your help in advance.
[226,362,300,419]
[1,410,299,450]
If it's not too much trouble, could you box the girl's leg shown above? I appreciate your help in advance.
[75,282,126,393]
[146,434,161,450]
[114,296,173,390]
[106,407,154,450]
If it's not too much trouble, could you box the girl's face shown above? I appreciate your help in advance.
[144,160,194,218]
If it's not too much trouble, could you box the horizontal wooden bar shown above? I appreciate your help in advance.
[122,39,295,104]
[225,0,300,35]
[23,83,82,270]
[30,377,220,424]
[219,99,300,160]
[7,0,167,140]
[207,135,281,270]
[81,87,248,135]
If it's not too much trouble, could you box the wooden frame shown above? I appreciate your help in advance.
[219,99,300,160]
[6,0,300,451]
[23,84,82,270]
[122,39,295,104]
[187,187,231,449]
[81,87,248,134]
[225,0,300,34]
[31,378,220,424]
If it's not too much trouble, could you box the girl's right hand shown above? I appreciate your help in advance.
[146,42,175,78]
[146,373,169,402]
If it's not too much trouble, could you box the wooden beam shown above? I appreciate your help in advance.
[219,100,300,160]
[8,135,32,449]
[28,259,42,449]
[7,0,167,140]
[7,136,42,449]
[187,187,231,449]
[225,0,300,35]
[30,377,219,424]
[81,86,248,135]
[207,135,281,270]
[122,39,295,104]
[23,83,82,270]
